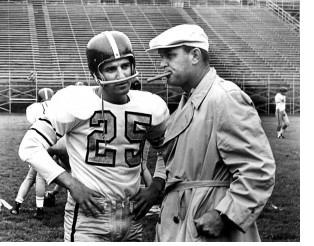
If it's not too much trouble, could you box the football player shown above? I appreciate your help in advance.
[275,87,289,138]
[11,88,54,220]
[18,30,169,242]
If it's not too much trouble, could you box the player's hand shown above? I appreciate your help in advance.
[131,177,165,220]
[194,210,225,238]
[68,178,105,218]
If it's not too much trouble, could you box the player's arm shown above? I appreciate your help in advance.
[19,117,104,217]
[132,96,169,220]
[19,122,66,184]
[47,137,70,170]
[52,172,105,217]
[132,150,165,220]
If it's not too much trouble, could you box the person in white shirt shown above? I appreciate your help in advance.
[18,30,169,242]
[275,87,289,138]
[11,88,54,220]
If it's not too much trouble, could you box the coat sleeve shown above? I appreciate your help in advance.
[215,89,276,232]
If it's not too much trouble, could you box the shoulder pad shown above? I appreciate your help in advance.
[129,90,169,125]
[47,86,99,123]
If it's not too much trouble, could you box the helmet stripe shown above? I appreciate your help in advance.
[44,88,48,101]
[103,31,120,59]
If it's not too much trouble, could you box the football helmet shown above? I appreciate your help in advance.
[37,88,54,102]
[75,81,85,86]
[86,31,139,86]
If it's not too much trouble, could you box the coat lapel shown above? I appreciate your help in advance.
[164,99,194,144]
[164,68,218,144]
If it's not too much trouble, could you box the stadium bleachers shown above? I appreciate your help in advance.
[0,0,299,114]
[271,0,300,20]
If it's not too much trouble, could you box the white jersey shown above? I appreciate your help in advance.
[19,85,169,200]
[26,101,50,124]
[275,93,286,111]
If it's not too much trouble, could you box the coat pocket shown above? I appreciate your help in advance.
[189,186,228,241]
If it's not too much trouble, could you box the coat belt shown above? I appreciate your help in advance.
[166,180,230,193]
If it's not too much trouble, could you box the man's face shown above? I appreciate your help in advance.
[99,57,132,97]
[158,47,192,89]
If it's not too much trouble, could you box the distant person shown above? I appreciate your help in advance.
[275,87,289,139]
[11,88,54,220]
[147,24,276,242]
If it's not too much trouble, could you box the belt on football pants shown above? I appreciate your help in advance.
[99,199,135,214]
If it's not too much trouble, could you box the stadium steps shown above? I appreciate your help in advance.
[45,3,90,86]
[250,8,299,56]
[235,7,299,66]
[29,0,64,92]
[194,7,284,83]
[194,7,299,85]
[120,5,162,80]
[0,1,299,114]
[184,7,260,84]
[215,7,299,78]
[272,0,300,21]
[0,1,37,112]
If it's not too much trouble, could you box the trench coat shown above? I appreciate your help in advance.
[156,68,276,242]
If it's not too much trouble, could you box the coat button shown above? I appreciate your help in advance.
[173,216,179,224]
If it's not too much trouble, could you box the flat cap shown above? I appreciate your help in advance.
[146,24,209,53]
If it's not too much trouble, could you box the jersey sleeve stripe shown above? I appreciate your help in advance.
[38,118,52,126]
[30,128,54,147]
[56,132,63,138]
[37,117,63,138]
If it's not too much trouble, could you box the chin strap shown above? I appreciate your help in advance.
[94,70,139,86]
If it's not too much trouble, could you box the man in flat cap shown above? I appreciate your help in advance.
[147,24,276,242]
[275,86,289,139]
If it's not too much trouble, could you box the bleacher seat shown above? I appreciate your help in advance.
[0,0,299,114]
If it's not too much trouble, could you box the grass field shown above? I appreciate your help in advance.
[0,113,300,242]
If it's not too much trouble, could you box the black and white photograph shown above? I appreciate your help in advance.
[0,0,302,242]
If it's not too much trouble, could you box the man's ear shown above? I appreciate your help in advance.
[191,48,201,65]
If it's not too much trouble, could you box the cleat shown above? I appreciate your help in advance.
[10,209,19,215]
[10,202,21,215]
[33,207,44,220]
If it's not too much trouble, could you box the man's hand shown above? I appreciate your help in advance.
[131,177,165,220]
[194,210,225,237]
[54,172,105,218]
